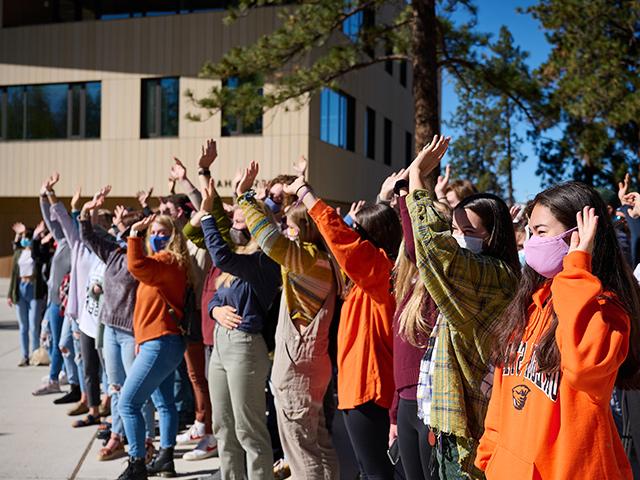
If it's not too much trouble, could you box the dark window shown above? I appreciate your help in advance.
[365,107,376,160]
[385,46,393,76]
[320,88,355,151]
[141,77,179,138]
[0,81,100,141]
[383,118,392,166]
[405,131,413,168]
[400,60,408,87]
[221,77,263,137]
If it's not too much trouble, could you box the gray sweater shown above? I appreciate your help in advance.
[40,196,71,305]
[80,219,137,332]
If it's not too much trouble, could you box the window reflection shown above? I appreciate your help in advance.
[320,88,355,152]
[141,77,179,138]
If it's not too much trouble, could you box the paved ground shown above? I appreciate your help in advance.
[0,279,220,480]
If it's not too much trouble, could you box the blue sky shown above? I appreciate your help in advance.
[440,0,551,202]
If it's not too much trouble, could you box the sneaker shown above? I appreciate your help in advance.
[176,421,205,445]
[18,357,29,367]
[58,370,68,386]
[32,380,61,396]
[183,435,218,461]
[67,401,89,416]
[273,458,291,480]
[53,384,81,404]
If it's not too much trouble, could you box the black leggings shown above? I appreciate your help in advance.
[343,401,394,480]
[79,330,101,408]
[397,398,433,479]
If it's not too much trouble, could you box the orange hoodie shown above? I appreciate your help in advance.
[475,251,632,479]
[127,236,186,345]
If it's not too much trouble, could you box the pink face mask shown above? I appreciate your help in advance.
[523,227,577,278]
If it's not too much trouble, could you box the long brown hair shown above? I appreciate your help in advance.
[145,215,193,285]
[494,181,640,389]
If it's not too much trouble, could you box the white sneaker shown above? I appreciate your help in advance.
[32,380,62,396]
[58,371,68,386]
[183,435,218,461]
[176,421,206,445]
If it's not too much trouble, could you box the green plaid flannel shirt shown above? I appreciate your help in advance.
[407,189,518,443]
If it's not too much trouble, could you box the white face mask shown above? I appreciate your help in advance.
[453,233,484,254]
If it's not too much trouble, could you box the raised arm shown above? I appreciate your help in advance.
[39,172,65,242]
[49,200,79,247]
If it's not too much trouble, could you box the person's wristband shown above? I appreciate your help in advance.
[130,229,141,237]
[296,187,312,206]
[295,184,309,196]
[198,168,211,176]
[45,189,55,196]
[393,179,409,196]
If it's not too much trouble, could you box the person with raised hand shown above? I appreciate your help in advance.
[293,169,401,480]
[236,162,340,479]
[407,134,520,479]
[8,222,46,366]
[117,212,191,480]
[477,182,640,480]
[33,172,72,396]
[199,170,281,480]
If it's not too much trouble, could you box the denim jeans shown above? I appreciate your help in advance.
[103,325,155,440]
[71,319,85,392]
[58,316,80,386]
[46,302,64,382]
[16,281,44,359]
[120,334,185,459]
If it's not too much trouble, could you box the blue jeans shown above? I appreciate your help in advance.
[58,316,80,386]
[16,281,44,359]
[103,326,155,440]
[71,319,85,392]
[46,303,64,382]
[120,334,185,458]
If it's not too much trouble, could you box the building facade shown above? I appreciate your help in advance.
[0,1,414,268]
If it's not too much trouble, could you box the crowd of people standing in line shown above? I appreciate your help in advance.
[9,134,640,480]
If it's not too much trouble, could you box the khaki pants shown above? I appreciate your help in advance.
[209,326,274,480]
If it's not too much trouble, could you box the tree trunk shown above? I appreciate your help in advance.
[412,0,440,190]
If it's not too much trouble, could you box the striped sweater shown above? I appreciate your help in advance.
[238,192,334,326]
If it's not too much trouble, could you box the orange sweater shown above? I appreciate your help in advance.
[308,200,395,410]
[476,251,632,479]
[127,237,186,345]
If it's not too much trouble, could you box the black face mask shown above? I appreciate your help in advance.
[230,227,251,247]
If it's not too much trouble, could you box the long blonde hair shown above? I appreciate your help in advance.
[146,215,193,285]
[393,242,431,348]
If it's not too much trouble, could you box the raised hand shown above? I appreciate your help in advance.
[435,164,451,200]
[349,200,366,221]
[113,205,127,225]
[11,222,26,235]
[41,172,61,194]
[33,221,46,239]
[198,139,218,169]
[236,161,260,197]
[379,169,407,202]
[82,196,105,213]
[171,157,188,182]
[623,192,640,218]
[136,187,154,208]
[293,155,308,177]
[618,173,630,206]
[569,206,599,255]
[409,135,451,190]
[70,186,82,211]
[131,214,156,234]
[283,176,308,196]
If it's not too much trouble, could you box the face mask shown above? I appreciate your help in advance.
[453,233,484,254]
[20,238,31,248]
[264,197,281,214]
[230,227,251,247]
[523,227,577,278]
[149,234,170,253]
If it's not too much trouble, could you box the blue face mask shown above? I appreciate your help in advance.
[150,234,170,253]
[20,238,31,248]
[264,197,281,214]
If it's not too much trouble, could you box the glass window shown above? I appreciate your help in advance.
[400,60,408,87]
[141,77,179,138]
[26,84,68,139]
[342,1,363,42]
[384,118,392,165]
[221,77,263,137]
[0,81,101,141]
[320,88,355,151]
[365,107,376,160]
[405,131,413,167]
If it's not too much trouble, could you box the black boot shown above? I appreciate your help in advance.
[53,384,81,405]
[146,447,176,478]
[117,457,148,480]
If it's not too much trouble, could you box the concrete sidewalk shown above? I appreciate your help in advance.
[0,279,220,480]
